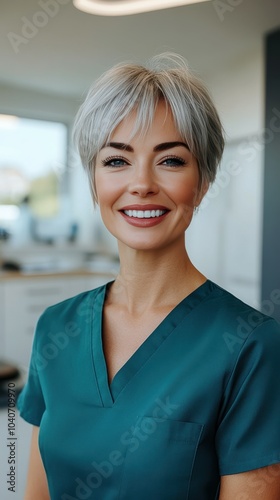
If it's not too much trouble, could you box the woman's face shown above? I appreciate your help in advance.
[95,100,207,252]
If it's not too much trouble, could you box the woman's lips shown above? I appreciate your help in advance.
[120,204,169,211]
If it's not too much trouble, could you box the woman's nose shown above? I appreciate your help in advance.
[128,164,159,197]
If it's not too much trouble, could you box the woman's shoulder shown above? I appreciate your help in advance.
[205,279,277,321]
[36,280,109,329]
[204,279,280,352]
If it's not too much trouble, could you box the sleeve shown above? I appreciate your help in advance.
[17,316,46,426]
[216,317,280,475]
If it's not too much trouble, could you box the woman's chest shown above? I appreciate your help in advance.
[101,306,171,385]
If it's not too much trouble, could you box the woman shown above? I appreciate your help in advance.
[18,53,280,499]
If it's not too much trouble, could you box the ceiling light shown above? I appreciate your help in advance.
[73,0,211,16]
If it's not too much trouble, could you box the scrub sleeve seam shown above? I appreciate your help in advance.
[219,450,280,476]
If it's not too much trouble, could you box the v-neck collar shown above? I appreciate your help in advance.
[91,279,215,407]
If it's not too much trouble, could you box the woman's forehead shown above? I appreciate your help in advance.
[109,101,180,142]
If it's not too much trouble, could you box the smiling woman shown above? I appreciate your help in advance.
[94,102,203,250]
[17,53,280,500]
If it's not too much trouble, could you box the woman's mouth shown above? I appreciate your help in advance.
[119,206,170,227]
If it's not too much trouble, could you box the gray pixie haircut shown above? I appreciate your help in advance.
[73,52,225,201]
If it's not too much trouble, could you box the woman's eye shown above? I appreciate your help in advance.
[162,157,186,167]
[101,157,127,167]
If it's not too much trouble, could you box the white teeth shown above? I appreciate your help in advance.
[124,209,167,218]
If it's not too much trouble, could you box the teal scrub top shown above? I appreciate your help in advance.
[17,280,280,499]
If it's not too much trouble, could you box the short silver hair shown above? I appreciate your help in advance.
[73,52,225,201]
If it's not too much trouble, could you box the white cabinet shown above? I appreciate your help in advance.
[0,273,111,369]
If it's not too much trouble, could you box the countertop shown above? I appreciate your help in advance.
[0,268,117,281]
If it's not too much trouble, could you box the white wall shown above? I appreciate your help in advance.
[206,48,264,139]
[187,48,264,308]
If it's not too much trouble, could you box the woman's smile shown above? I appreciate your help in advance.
[119,203,170,227]
[120,208,170,227]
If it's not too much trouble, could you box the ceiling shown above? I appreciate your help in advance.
[0,0,280,99]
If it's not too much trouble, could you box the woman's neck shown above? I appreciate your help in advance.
[108,240,207,315]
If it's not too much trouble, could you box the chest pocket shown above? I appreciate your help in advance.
[118,416,203,500]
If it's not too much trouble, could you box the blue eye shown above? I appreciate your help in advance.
[101,156,127,167]
[162,156,186,166]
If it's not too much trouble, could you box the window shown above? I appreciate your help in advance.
[0,115,68,240]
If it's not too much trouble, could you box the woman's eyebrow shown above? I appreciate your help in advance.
[102,141,189,152]
[154,141,189,152]
[102,142,133,151]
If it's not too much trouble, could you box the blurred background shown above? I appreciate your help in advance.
[0,0,280,496]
